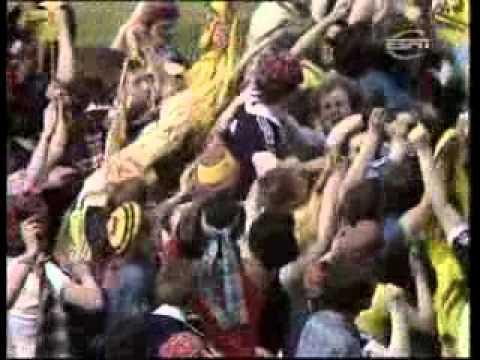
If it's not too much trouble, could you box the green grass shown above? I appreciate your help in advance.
[71,1,256,63]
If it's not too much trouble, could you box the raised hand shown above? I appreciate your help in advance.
[42,100,60,139]
[384,284,408,313]
[330,0,351,21]
[368,107,386,137]
[20,216,45,256]
[408,123,431,150]
[43,166,78,190]
[212,21,228,49]
[387,112,415,140]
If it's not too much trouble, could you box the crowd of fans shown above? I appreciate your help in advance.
[7,0,469,358]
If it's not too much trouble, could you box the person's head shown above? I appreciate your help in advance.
[139,1,179,46]
[313,74,365,132]
[154,258,195,308]
[253,50,304,105]
[337,179,383,226]
[256,166,311,214]
[7,193,49,256]
[303,220,383,314]
[248,212,299,271]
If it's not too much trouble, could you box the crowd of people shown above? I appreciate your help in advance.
[7,0,469,358]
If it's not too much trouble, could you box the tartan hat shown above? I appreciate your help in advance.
[107,202,143,255]
[159,332,205,357]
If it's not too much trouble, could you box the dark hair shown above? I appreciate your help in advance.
[7,194,49,256]
[103,314,148,360]
[382,158,423,215]
[154,258,195,307]
[248,212,299,270]
[254,50,304,104]
[257,167,310,212]
[175,201,207,259]
[333,22,395,77]
[337,179,383,225]
[85,206,110,258]
[313,74,366,120]
[202,190,245,235]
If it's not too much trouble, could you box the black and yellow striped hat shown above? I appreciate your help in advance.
[107,202,143,255]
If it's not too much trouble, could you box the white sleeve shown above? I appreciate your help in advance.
[44,262,71,295]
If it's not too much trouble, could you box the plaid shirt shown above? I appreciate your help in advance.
[195,223,249,331]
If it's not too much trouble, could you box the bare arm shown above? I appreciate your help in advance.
[311,0,332,22]
[404,251,435,335]
[325,113,364,150]
[61,276,104,311]
[387,298,411,357]
[24,100,68,190]
[7,217,41,309]
[7,253,38,309]
[316,163,346,251]
[290,0,350,57]
[55,4,75,84]
[409,125,465,245]
[365,286,411,357]
[337,108,384,203]
[49,262,104,311]
[398,193,431,241]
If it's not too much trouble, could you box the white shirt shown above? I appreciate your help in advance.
[151,304,187,323]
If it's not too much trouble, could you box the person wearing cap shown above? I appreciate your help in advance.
[77,1,242,204]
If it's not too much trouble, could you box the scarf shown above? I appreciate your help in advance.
[196,212,249,330]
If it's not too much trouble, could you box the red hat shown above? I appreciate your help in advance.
[159,332,205,357]
[256,51,304,89]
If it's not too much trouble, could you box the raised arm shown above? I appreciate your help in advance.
[408,124,466,246]
[24,97,69,192]
[404,250,435,335]
[337,108,384,203]
[7,217,41,309]
[290,0,350,57]
[60,263,104,311]
[316,162,347,251]
[45,262,104,312]
[279,161,341,292]
[363,285,411,357]
[385,287,411,357]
